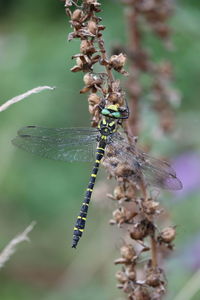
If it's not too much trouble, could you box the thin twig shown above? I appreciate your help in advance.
[0,86,55,112]
[97,37,115,84]
[150,235,158,268]
[0,221,36,269]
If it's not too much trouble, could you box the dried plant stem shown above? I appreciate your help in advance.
[0,222,36,269]
[150,235,158,268]
[97,38,115,84]
[0,86,55,112]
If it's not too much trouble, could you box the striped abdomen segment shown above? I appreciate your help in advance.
[72,145,105,248]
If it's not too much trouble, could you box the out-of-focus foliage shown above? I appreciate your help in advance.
[0,1,200,299]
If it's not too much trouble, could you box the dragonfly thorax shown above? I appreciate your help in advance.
[98,119,116,136]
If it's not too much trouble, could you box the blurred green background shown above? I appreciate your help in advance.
[0,1,200,299]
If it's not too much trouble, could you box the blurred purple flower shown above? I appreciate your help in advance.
[173,152,200,197]
[182,235,200,271]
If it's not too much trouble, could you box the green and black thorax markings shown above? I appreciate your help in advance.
[72,117,117,248]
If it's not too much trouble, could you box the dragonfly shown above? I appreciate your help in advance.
[12,104,182,248]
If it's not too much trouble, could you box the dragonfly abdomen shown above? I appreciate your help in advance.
[72,143,106,248]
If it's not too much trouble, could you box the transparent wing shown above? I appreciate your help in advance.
[12,126,99,162]
[137,153,182,190]
[106,132,182,191]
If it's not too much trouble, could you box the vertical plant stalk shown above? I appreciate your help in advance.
[64,0,180,299]
[108,1,181,299]
[65,0,128,128]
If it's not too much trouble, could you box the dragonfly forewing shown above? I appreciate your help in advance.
[12,126,99,162]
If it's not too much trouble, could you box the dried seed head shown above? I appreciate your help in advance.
[80,40,90,54]
[125,185,136,200]
[107,79,125,104]
[126,265,136,281]
[88,93,100,116]
[122,281,132,294]
[76,57,84,68]
[130,221,148,240]
[110,53,127,69]
[142,199,159,215]
[83,73,95,85]
[160,226,176,243]
[115,163,133,178]
[127,270,136,281]
[114,185,125,200]
[114,257,128,265]
[120,244,136,260]
[85,0,99,5]
[88,20,98,35]
[80,40,96,55]
[88,104,97,115]
[70,65,82,72]
[134,287,151,300]
[112,207,133,224]
[113,208,123,223]
[71,9,83,21]
[146,270,162,287]
[108,92,124,105]
[115,271,127,284]
[88,93,101,106]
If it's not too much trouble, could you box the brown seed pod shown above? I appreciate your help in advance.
[83,73,94,86]
[110,53,127,69]
[160,226,176,243]
[115,163,133,179]
[108,92,123,104]
[113,185,125,200]
[125,185,136,200]
[126,265,136,281]
[145,264,165,288]
[71,9,83,21]
[120,244,136,261]
[142,199,159,215]
[115,271,127,284]
[80,40,91,54]
[112,207,134,224]
[85,0,100,6]
[76,57,84,68]
[80,40,96,55]
[134,286,151,300]
[130,221,148,240]
[146,274,160,287]
[88,20,98,35]
[146,273,160,287]
[88,93,101,106]
[114,257,128,265]
[112,208,124,223]
[122,281,132,294]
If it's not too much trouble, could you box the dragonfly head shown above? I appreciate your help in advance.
[100,101,129,120]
